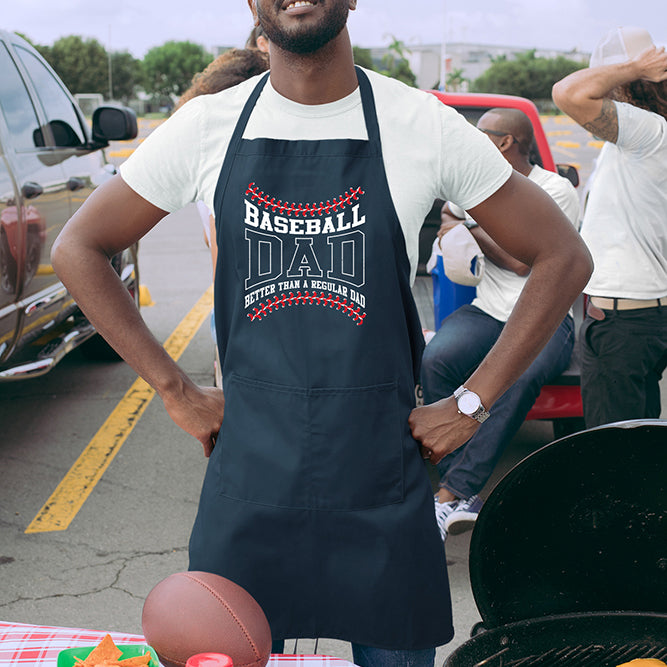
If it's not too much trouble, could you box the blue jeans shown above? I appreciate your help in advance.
[352,644,435,667]
[271,641,435,667]
[421,304,574,499]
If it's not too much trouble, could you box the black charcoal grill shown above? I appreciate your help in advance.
[446,419,667,667]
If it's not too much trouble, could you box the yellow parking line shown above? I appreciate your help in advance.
[25,284,214,534]
[108,148,135,158]
[556,140,580,149]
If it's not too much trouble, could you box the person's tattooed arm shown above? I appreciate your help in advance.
[582,98,619,143]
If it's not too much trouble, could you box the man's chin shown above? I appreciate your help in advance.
[259,3,349,55]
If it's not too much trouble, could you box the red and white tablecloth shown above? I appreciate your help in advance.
[0,622,357,666]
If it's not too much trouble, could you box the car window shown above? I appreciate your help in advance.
[0,43,42,152]
[15,46,86,148]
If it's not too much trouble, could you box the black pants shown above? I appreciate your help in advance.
[580,306,667,428]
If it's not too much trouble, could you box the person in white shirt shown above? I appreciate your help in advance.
[553,27,667,428]
[421,108,580,539]
[50,1,592,664]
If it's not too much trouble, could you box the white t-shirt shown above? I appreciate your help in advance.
[120,68,512,284]
[449,164,580,322]
[580,101,667,299]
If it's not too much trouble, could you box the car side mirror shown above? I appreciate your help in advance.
[556,164,579,188]
[91,105,138,144]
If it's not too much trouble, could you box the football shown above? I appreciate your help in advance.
[142,571,272,667]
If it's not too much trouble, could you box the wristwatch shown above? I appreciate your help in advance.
[462,219,478,230]
[454,385,490,423]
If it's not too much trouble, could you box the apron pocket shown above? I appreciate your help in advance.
[216,374,405,510]
[306,382,405,510]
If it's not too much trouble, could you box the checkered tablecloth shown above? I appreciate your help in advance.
[0,622,356,666]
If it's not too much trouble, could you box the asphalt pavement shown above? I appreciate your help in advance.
[0,115,664,666]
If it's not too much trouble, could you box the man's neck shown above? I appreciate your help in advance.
[268,28,358,105]
[510,156,533,177]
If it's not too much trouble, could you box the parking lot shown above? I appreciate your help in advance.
[0,114,662,662]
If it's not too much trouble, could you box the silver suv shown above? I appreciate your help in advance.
[0,30,138,379]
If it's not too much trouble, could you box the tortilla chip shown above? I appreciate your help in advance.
[81,635,122,665]
[118,653,152,666]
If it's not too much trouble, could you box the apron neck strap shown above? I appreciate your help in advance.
[354,66,381,145]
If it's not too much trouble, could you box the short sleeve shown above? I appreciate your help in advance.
[119,99,204,212]
[540,174,580,227]
[436,105,513,210]
[615,101,666,158]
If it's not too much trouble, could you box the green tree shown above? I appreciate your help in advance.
[353,46,375,71]
[37,35,108,95]
[445,68,467,92]
[110,51,142,103]
[378,37,417,88]
[472,50,585,100]
[142,40,213,99]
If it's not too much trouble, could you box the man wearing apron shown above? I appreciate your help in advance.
[53,1,593,665]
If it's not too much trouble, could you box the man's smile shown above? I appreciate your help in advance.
[283,0,317,14]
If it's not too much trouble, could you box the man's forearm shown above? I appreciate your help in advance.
[52,237,190,396]
[469,225,530,276]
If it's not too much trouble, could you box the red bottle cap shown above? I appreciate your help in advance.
[185,654,234,667]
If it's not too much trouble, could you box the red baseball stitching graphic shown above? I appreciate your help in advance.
[246,183,365,217]
[248,291,366,326]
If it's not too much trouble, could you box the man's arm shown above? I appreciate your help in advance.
[468,224,531,277]
[552,46,667,142]
[440,202,529,276]
[410,171,593,462]
[52,175,224,456]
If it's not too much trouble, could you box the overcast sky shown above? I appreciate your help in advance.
[5,0,666,58]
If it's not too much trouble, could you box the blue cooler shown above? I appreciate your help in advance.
[431,255,476,329]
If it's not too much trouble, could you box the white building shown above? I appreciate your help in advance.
[369,42,590,91]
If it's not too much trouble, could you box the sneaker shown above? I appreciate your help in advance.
[444,495,483,535]
[433,495,459,542]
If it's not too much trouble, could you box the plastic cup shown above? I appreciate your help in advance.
[185,654,234,667]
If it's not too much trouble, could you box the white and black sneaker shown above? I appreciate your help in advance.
[444,495,483,535]
[434,495,459,542]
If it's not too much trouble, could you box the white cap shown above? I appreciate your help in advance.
[589,27,654,68]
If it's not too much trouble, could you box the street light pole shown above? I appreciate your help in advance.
[107,25,113,101]
[439,0,447,90]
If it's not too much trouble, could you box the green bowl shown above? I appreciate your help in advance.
[57,643,159,667]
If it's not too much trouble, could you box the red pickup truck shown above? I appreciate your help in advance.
[420,91,584,439]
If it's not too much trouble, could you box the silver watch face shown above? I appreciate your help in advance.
[458,391,481,415]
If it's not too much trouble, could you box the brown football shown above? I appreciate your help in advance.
[141,571,272,667]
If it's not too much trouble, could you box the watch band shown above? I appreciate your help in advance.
[454,385,490,424]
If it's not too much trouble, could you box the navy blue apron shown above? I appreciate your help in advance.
[189,68,453,650]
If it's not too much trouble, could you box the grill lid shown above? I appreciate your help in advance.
[469,420,667,628]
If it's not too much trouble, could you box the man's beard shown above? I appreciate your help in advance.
[257,1,349,55]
